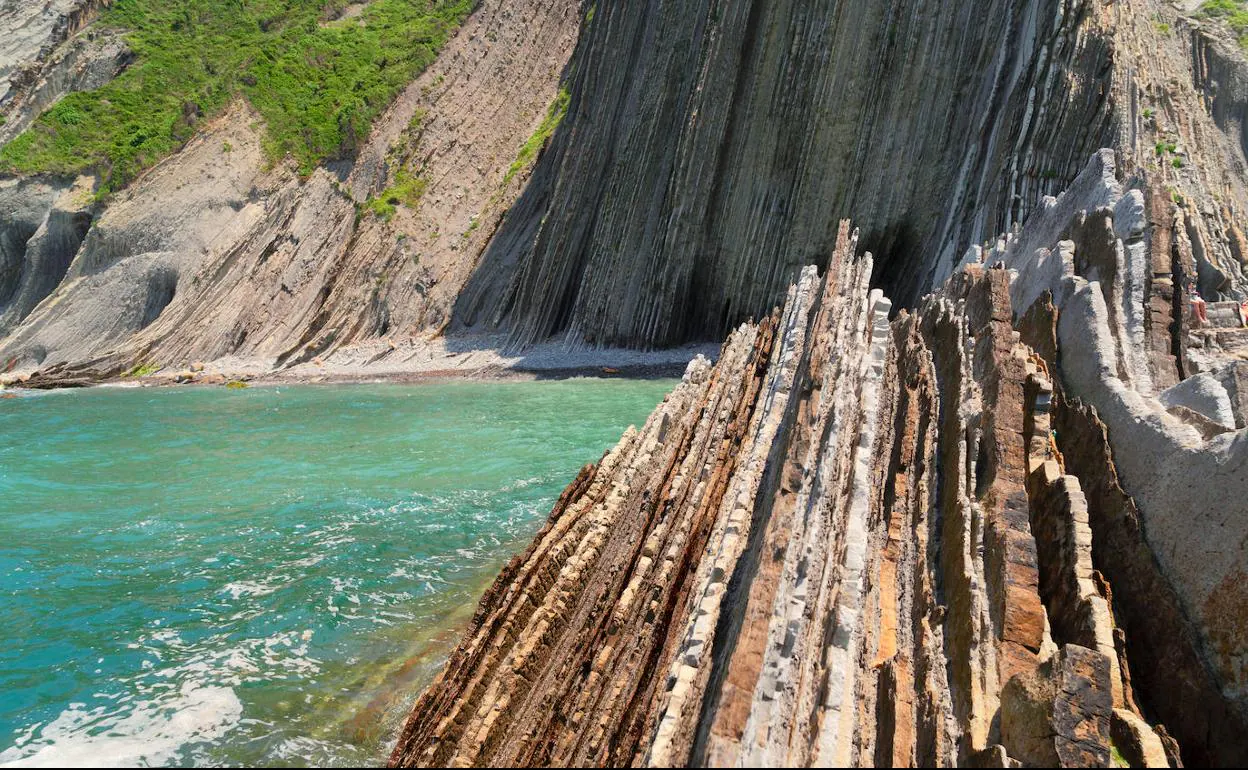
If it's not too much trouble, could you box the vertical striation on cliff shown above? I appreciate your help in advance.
[5,0,1248,387]
[391,151,1248,767]
[453,0,1118,349]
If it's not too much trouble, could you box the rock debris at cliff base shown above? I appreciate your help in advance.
[390,154,1248,768]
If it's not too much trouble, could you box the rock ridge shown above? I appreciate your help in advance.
[390,152,1248,767]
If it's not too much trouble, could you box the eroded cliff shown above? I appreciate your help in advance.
[0,0,582,381]
[390,154,1248,767]
[455,0,1119,348]
[1,0,1247,379]
[2,1,1247,766]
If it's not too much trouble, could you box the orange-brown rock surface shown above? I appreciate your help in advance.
[390,153,1248,766]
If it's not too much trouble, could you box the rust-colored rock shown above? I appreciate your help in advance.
[390,159,1248,764]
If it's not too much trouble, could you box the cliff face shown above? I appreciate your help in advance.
[2,0,1247,375]
[453,0,1118,348]
[391,154,1248,767]
[0,1,112,110]
[381,9,1248,761]
[0,0,126,148]
[0,0,582,379]
[2,1,1247,766]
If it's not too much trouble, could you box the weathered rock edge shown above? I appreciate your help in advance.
[389,153,1248,767]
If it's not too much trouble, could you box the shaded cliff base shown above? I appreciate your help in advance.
[388,152,1248,768]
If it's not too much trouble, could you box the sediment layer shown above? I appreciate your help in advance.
[3,0,1248,377]
[0,0,581,379]
[451,0,1248,352]
[391,153,1248,767]
[455,0,1119,347]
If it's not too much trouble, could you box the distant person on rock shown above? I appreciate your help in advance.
[1240,299,1248,328]
[1192,289,1208,326]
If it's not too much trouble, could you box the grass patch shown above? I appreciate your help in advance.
[502,86,570,187]
[225,379,249,389]
[0,0,477,192]
[123,362,160,377]
[1198,0,1248,50]
[367,168,428,220]
[364,106,430,220]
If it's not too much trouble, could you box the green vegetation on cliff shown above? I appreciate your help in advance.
[1198,0,1248,49]
[368,167,428,220]
[0,0,476,192]
[502,87,570,186]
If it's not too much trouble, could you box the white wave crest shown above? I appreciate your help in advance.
[0,683,242,767]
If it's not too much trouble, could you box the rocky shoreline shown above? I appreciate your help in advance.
[0,338,716,390]
[4,0,1248,766]
[388,156,1248,768]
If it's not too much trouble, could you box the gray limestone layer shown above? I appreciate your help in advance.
[453,0,1117,347]
[0,0,114,121]
[391,171,1248,765]
[0,0,85,103]
[0,0,582,375]
[1,2,1248,766]
[2,0,1248,368]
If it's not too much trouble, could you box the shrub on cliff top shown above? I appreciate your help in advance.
[1198,0,1248,49]
[0,0,477,193]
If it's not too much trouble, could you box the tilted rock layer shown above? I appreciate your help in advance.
[452,0,1248,352]
[6,0,1248,374]
[2,2,1245,764]
[0,0,582,379]
[390,154,1248,767]
[455,0,1121,348]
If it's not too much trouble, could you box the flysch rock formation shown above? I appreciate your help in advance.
[0,1,113,111]
[0,0,583,384]
[5,0,1248,382]
[0,0,127,147]
[389,153,1248,768]
[453,0,1122,348]
[1,1,1246,766]
[450,0,1248,352]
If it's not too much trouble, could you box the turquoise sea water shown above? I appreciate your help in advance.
[0,380,673,767]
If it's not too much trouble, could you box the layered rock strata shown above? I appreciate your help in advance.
[0,0,581,378]
[450,0,1248,352]
[391,152,1248,767]
[455,0,1121,347]
[5,0,1248,378]
[0,0,112,111]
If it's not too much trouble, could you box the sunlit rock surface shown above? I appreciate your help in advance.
[391,157,1248,766]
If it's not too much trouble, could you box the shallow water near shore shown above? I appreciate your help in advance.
[0,379,674,767]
